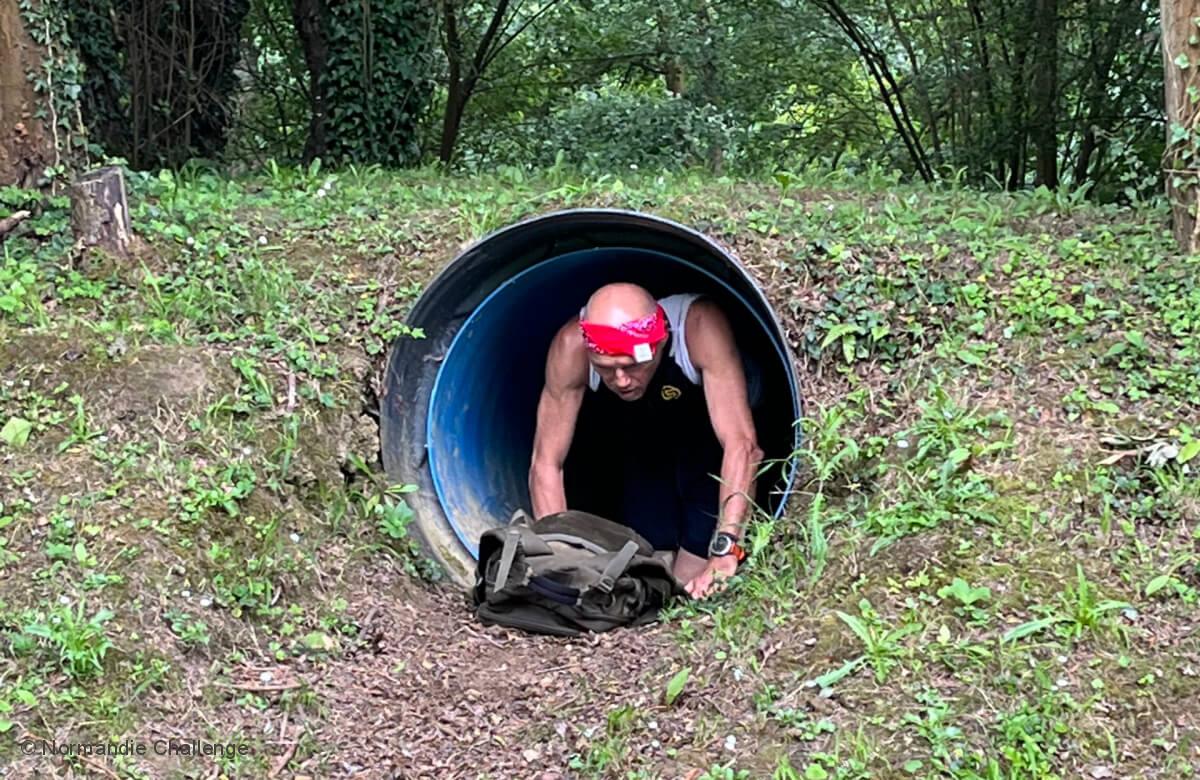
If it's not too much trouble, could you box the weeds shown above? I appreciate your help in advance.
[21,604,115,679]
[1004,565,1131,644]
[1,167,1196,777]
[834,599,922,684]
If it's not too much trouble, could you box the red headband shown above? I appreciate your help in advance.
[579,305,667,362]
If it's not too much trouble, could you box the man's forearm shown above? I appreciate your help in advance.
[715,438,764,537]
[529,462,568,519]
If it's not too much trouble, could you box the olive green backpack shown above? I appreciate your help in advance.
[472,510,685,636]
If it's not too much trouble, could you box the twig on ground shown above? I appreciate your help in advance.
[268,712,296,778]
[222,681,303,692]
[270,740,298,778]
[78,753,123,780]
[0,210,31,240]
[285,371,296,412]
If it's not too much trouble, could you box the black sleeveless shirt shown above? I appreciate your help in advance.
[562,331,723,519]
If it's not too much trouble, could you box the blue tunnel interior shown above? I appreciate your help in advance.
[381,209,802,584]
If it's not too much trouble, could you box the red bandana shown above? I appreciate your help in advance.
[579,305,667,362]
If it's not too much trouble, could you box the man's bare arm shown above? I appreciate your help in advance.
[687,300,764,538]
[529,321,588,518]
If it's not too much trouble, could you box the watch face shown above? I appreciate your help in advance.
[709,533,733,556]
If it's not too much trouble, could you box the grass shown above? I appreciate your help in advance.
[1,164,1199,777]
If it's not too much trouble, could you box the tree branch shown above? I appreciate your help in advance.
[470,0,512,79]
[480,0,564,72]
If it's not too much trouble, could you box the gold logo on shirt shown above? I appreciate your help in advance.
[661,385,682,401]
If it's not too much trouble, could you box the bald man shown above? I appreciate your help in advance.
[528,283,763,599]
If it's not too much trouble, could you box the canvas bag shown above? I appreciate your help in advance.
[472,510,685,636]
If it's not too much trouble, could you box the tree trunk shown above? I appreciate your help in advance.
[70,166,132,258]
[664,59,685,95]
[439,81,469,164]
[293,0,329,164]
[655,8,684,95]
[437,0,512,165]
[1005,0,1034,190]
[0,0,54,187]
[965,0,1000,162]
[1030,0,1058,187]
[1161,0,1200,251]
[1071,0,1138,188]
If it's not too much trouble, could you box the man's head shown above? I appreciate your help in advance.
[579,283,668,401]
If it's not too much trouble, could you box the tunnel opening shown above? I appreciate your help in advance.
[381,209,803,585]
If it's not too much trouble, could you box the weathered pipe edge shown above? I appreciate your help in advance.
[380,208,805,587]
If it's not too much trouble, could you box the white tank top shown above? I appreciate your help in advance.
[586,293,702,391]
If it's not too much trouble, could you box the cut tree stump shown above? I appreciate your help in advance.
[70,166,132,258]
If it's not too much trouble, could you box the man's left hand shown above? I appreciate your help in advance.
[685,554,739,599]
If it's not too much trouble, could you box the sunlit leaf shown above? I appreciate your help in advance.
[664,666,690,705]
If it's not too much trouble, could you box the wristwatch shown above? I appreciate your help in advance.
[708,531,746,562]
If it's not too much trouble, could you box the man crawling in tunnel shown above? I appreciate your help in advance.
[528,282,763,599]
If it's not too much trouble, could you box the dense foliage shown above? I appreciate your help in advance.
[8,0,1162,200]
[66,0,251,169]
[319,0,436,166]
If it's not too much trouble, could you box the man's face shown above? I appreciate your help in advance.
[590,349,663,400]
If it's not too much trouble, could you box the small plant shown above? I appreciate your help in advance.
[231,356,275,411]
[0,252,49,325]
[1057,564,1131,640]
[991,698,1070,777]
[0,675,42,733]
[834,599,921,683]
[760,691,837,741]
[56,395,105,453]
[370,485,419,541]
[175,461,257,522]
[23,604,115,679]
[664,666,690,705]
[568,703,638,777]
[1145,554,1200,602]
[861,387,1010,550]
[699,764,751,780]
[937,577,992,623]
[165,610,211,648]
[0,416,32,448]
[270,412,302,483]
[1004,565,1130,643]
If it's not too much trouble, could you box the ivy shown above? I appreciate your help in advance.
[64,0,127,159]
[321,0,435,166]
[57,0,250,169]
[17,0,89,182]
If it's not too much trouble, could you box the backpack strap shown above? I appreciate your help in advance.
[595,540,640,594]
[529,576,580,605]
[539,533,610,555]
[493,528,522,592]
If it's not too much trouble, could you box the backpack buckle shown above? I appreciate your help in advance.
[595,540,639,595]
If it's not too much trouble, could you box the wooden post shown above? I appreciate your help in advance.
[70,166,132,258]
[1162,0,1200,253]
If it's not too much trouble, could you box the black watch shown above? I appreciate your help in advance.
[708,531,746,562]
